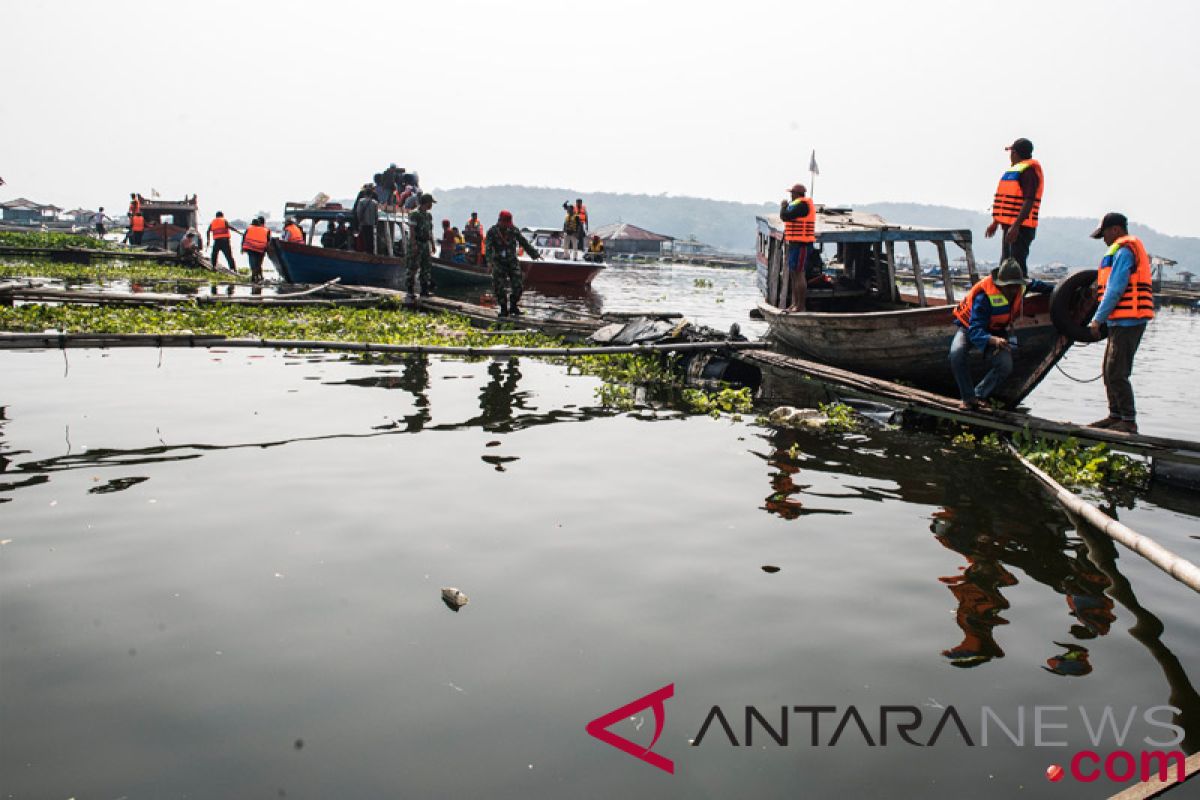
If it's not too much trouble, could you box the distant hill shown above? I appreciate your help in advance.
[424,185,1196,275]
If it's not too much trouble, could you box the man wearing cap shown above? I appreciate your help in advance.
[779,183,817,311]
[949,258,1055,411]
[405,194,438,299]
[486,210,541,317]
[1085,212,1154,434]
[985,138,1044,276]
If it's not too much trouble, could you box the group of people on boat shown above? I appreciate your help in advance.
[782,136,1155,432]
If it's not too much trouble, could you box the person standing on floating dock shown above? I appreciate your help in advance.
[780,183,816,311]
[486,210,540,317]
[949,258,1054,411]
[207,212,241,270]
[91,207,112,237]
[985,138,1043,276]
[128,212,145,246]
[1086,212,1155,434]
[241,217,271,283]
[405,194,438,299]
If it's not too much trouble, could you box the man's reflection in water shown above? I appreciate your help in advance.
[396,355,431,432]
[763,455,806,519]
[930,505,1116,670]
[472,358,526,431]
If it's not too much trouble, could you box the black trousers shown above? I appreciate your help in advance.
[1103,324,1147,420]
[1000,225,1037,275]
[359,225,376,254]
[246,251,265,282]
[211,238,235,269]
[130,231,143,246]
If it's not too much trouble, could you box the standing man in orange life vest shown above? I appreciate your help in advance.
[780,183,816,311]
[985,137,1043,277]
[206,211,242,271]
[241,217,271,283]
[1085,212,1155,434]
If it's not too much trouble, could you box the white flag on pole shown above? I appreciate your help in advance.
[809,150,820,176]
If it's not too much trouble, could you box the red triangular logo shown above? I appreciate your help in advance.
[585,683,675,774]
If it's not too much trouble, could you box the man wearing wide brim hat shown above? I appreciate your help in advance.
[948,258,1055,411]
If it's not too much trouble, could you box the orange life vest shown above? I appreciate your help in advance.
[784,197,816,243]
[208,217,230,239]
[1097,235,1155,322]
[131,214,145,232]
[575,204,588,225]
[284,223,304,243]
[953,275,1024,332]
[129,198,141,216]
[242,225,270,253]
[992,159,1044,228]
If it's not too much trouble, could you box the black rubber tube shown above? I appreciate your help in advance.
[1049,268,1106,342]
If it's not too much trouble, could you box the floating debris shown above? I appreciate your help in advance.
[441,587,469,611]
[768,406,829,429]
[761,565,781,574]
[87,476,149,495]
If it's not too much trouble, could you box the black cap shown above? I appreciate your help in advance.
[420,193,436,205]
[1005,138,1034,158]
[1090,212,1128,239]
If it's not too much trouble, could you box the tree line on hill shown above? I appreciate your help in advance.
[419,185,1195,275]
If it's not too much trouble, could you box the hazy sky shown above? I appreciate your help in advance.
[4,0,1198,235]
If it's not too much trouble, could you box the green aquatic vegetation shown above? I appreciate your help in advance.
[681,385,754,417]
[1013,431,1149,490]
[0,230,123,251]
[693,278,714,288]
[0,258,221,284]
[950,430,1006,452]
[819,402,859,432]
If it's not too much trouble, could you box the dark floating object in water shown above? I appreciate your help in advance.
[88,476,150,495]
[482,455,518,471]
[761,565,781,573]
[441,587,469,611]
[485,440,501,448]
[293,738,304,750]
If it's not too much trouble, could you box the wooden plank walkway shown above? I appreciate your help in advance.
[742,349,1200,467]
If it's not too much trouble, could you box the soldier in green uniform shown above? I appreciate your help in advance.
[486,210,541,316]
[406,193,437,298]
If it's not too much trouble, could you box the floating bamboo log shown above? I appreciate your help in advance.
[1010,445,1200,595]
[1106,750,1200,799]
[0,331,766,359]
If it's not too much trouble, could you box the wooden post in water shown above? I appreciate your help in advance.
[962,240,979,283]
[884,241,898,304]
[936,241,955,304]
[908,241,927,307]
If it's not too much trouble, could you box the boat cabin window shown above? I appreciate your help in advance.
[532,231,564,249]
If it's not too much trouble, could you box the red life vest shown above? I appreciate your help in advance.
[284,223,304,243]
[575,204,588,225]
[953,275,1023,332]
[784,197,816,243]
[992,159,1044,228]
[131,214,145,232]
[209,217,230,239]
[242,225,270,253]
[1097,235,1155,321]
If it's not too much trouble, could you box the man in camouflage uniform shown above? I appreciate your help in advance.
[486,210,541,316]
[406,193,437,298]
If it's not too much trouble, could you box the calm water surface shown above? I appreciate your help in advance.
[2,263,1198,799]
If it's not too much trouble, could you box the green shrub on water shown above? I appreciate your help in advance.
[1013,431,1149,489]
[950,430,1006,452]
[0,258,219,284]
[819,402,858,432]
[0,230,124,251]
[681,385,753,417]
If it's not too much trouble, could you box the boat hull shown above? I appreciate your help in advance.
[757,295,1071,407]
[520,257,604,287]
[270,239,404,289]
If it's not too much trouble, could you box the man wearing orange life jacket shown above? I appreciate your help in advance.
[949,258,1055,411]
[240,217,271,283]
[574,198,588,251]
[985,137,1043,276]
[1085,212,1155,434]
[283,218,305,244]
[129,213,145,246]
[779,183,817,311]
[206,211,242,271]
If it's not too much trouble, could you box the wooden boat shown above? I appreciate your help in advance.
[755,208,1093,407]
[137,197,198,251]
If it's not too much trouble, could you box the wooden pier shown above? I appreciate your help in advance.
[740,349,1200,468]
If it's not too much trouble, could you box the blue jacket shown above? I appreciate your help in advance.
[957,279,1054,351]
[1089,247,1147,328]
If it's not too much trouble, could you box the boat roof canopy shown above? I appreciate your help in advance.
[282,202,406,223]
[760,206,973,244]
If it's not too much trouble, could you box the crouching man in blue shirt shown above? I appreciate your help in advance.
[949,258,1055,411]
